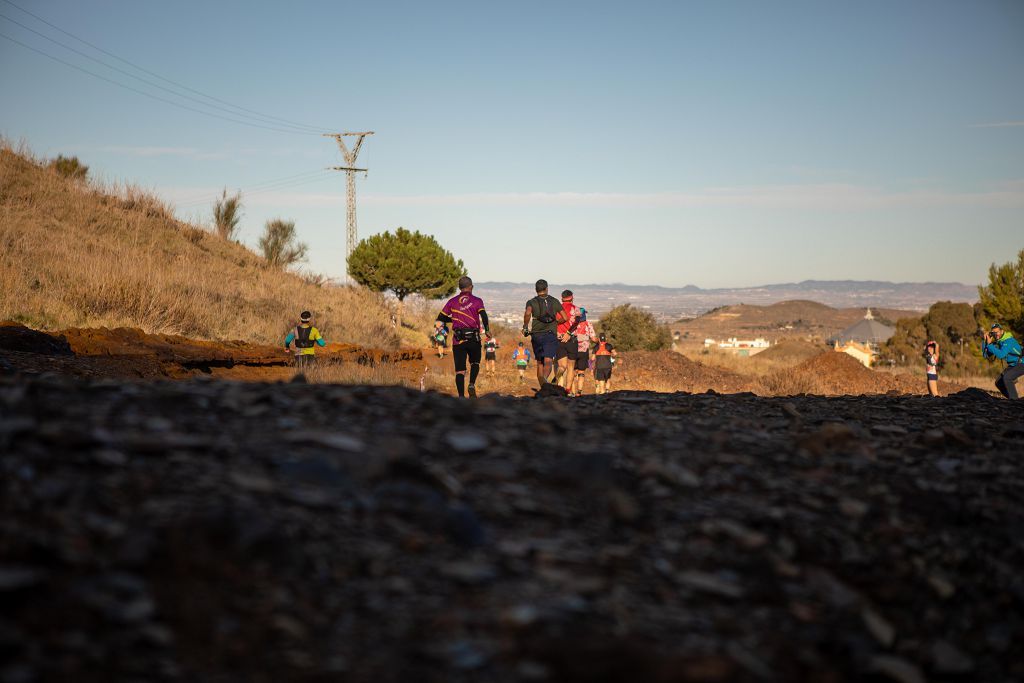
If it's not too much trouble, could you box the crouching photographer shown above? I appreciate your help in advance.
[982,323,1024,399]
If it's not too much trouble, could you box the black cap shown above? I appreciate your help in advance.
[599,332,606,341]
[535,279,548,293]
[562,289,573,300]
[300,310,311,322]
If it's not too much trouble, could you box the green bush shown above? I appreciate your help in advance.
[598,304,671,351]
[49,155,88,181]
[258,218,307,269]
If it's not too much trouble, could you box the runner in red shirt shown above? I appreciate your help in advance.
[554,290,580,389]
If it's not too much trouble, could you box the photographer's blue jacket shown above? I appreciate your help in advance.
[983,332,1022,366]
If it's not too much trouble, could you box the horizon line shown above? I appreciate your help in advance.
[472,278,976,290]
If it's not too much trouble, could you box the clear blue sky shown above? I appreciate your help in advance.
[2,0,1022,288]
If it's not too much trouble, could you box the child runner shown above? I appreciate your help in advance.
[512,341,531,383]
[284,310,326,371]
[924,341,939,397]
[484,336,500,379]
[432,325,449,358]
[593,333,617,395]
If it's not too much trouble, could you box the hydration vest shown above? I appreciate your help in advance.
[294,326,314,349]
[533,296,558,324]
[595,342,612,356]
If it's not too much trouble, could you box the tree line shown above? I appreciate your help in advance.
[881,249,1024,376]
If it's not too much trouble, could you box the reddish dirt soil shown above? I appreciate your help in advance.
[785,352,965,396]
[0,322,424,382]
[1,322,976,397]
[614,350,755,394]
[750,338,825,364]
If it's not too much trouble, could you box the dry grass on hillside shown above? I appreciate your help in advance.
[0,142,403,347]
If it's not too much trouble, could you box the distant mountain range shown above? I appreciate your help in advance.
[475,280,978,321]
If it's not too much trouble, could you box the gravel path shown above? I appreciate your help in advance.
[1,374,1022,682]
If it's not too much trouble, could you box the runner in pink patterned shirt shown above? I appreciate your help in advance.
[435,276,491,398]
[571,309,597,397]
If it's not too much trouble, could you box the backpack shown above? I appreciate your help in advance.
[533,296,558,324]
[294,326,314,349]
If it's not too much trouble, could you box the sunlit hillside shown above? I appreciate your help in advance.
[0,142,404,347]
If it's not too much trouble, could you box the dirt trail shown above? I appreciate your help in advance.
[0,322,980,398]
[0,321,424,382]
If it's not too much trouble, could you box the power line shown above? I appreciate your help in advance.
[0,32,322,136]
[0,12,323,134]
[175,169,328,205]
[177,172,334,208]
[0,0,327,133]
[176,172,337,209]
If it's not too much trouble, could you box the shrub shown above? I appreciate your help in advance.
[213,189,242,241]
[598,304,671,351]
[259,218,307,268]
[49,155,88,181]
[756,369,825,396]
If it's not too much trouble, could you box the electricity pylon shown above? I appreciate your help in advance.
[325,131,374,281]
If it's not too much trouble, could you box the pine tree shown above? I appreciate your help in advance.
[348,228,465,329]
[977,249,1024,338]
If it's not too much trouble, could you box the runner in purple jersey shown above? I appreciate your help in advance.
[436,276,491,398]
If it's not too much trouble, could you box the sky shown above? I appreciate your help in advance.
[1,0,1022,288]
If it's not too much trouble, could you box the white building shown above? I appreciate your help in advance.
[704,337,771,357]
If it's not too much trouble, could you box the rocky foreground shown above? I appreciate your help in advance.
[1,373,1022,683]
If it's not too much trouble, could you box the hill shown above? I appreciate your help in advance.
[476,280,977,321]
[749,338,824,364]
[0,143,400,347]
[673,300,919,345]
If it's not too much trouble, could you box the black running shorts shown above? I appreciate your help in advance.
[595,367,612,381]
[453,341,482,373]
[556,337,577,361]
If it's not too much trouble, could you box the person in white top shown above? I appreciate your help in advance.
[924,341,939,397]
